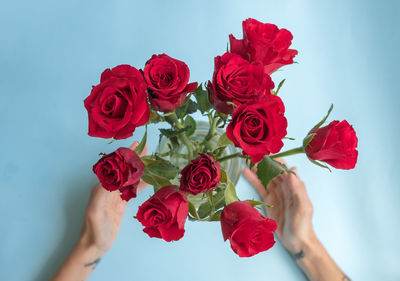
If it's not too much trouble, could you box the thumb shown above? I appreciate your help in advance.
[243,167,267,200]
[129,141,148,157]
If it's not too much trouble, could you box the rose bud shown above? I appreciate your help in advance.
[180,153,221,195]
[84,64,150,140]
[209,52,275,114]
[229,18,298,75]
[305,120,358,169]
[226,96,287,163]
[221,201,278,257]
[143,54,198,112]
[136,185,189,242]
[93,147,145,201]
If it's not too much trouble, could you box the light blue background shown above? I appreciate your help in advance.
[1,0,399,280]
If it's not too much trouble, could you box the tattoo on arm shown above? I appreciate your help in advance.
[84,258,101,270]
[292,250,305,260]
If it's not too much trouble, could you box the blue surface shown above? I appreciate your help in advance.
[1,0,400,280]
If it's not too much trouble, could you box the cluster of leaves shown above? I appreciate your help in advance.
[187,169,269,222]
[136,80,336,222]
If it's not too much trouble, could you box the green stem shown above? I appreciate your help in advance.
[202,112,218,145]
[207,191,215,214]
[167,112,194,160]
[156,152,189,159]
[216,152,243,162]
[270,146,304,159]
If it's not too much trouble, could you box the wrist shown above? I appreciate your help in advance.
[291,233,346,281]
[50,236,103,281]
[291,232,326,267]
[75,235,105,259]
[282,229,319,255]
[297,233,321,257]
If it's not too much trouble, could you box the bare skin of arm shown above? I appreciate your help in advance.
[50,142,147,281]
[244,160,350,281]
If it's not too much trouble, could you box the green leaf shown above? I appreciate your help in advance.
[220,169,228,184]
[245,199,273,208]
[206,210,222,221]
[159,128,180,138]
[134,125,147,155]
[141,157,161,167]
[197,201,211,219]
[147,162,180,180]
[273,159,296,176]
[141,169,171,189]
[194,84,212,114]
[224,181,239,205]
[275,79,286,95]
[159,127,190,149]
[216,112,228,128]
[188,201,200,220]
[302,133,316,148]
[284,137,296,140]
[149,109,163,124]
[108,139,115,144]
[256,156,284,191]
[197,190,225,218]
[184,115,196,137]
[216,132,233,148]
[310,104,334,132]
[307,157,332,172]
[175,100,198,118]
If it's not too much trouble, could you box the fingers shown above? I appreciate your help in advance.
[141,145,148,157]
[290,167,299,178]
[244,167,267,199]
[274,157,287,167]
[250,163,258,173]
[129,141,148,157]
[129,141,139,151]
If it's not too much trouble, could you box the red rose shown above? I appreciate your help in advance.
[305,120,358,169]
[221,201,278,257]
[226,96,287,163]
[84,65,150,140]
[93,147,145,201]
[136,185,189,242]
[209,52,275,114]
[229,18,298,75]
[143,54,198,112]
[180,153,221,195]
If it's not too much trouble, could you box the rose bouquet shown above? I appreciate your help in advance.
[84,18,358,257]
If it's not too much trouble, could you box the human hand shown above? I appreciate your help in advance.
[79,141,148,256]
[243,159,315,254]
[51,142,148,281]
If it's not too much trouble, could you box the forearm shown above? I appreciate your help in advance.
[294,234,349,281]
[50,239,103,281]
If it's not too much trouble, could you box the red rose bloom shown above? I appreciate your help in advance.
[221,201,278,257]
[209,52,275,114]
[229,18,298,75]
[143,54,198,112]
[84,64,150,140]
[305,120,358,169]
[93,147,145,201]
[180,153,221,195]
[226,96,287,163]
[136,185,189,242]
